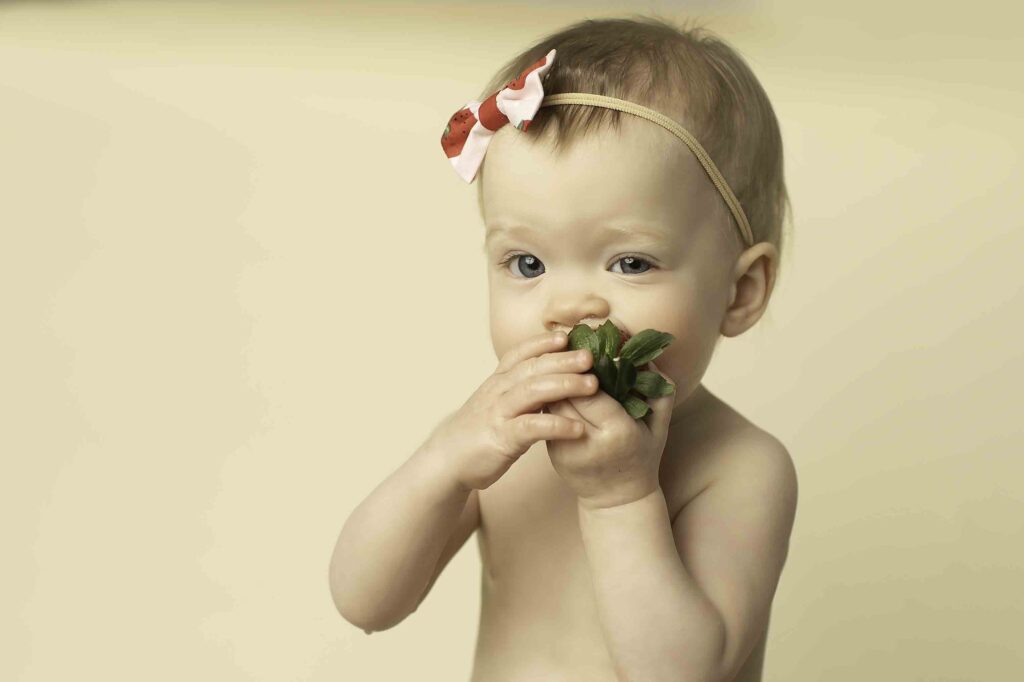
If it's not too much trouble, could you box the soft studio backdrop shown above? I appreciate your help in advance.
[2,1,1021,680]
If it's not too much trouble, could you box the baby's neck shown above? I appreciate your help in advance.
[670,382,711,427]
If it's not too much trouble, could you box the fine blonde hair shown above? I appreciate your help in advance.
[475,14,792,278]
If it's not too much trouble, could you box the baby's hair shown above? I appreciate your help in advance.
[475,14,792,285]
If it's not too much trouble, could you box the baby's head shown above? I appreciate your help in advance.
[467,16,788,414]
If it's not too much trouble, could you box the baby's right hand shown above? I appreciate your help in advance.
[428,331,598,492]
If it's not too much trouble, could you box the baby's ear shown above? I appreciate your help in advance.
[721,242,779,337]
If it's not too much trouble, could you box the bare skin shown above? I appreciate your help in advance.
[461,385,775,682]
[452,116,791,679]
[332,114,795,678]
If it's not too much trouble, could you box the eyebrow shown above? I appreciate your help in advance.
[484,222,672,247]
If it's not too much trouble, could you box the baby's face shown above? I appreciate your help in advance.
[480,117,739,407]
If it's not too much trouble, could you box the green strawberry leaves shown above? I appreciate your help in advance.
[566,320,676,419]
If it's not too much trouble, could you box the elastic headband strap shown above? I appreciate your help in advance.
[539,92,754,248]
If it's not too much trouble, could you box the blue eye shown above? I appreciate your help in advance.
[499,253,544,278]
[497,253,656,279]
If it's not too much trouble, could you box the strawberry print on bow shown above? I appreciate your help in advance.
[440,48,557,183]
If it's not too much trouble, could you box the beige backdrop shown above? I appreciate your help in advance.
[3,1,1022,680]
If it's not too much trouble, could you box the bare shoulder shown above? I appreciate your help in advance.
[665,397,799,680]
[714,425,799,522]
[663,391,798,526]
[711,395,794,481]
[704,400,798,519]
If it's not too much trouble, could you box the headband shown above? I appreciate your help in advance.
[440,48,754,248]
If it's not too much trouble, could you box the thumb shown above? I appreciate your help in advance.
[643,359,676,432]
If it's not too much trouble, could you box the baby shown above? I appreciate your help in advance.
[330,15,798,682]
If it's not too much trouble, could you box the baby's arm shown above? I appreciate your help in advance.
[331,331,589,632]
[328,414,478,633]
[577,434,798,681]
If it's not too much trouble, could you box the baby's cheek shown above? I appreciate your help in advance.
[489,313,528,362]
[659,332,707,391]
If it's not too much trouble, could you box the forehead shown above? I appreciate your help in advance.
[485,221,674,250]
[480,116,725,240]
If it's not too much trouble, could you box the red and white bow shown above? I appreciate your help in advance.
[440,49,557,183]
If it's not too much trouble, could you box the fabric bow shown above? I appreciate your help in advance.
[440,48,557,183]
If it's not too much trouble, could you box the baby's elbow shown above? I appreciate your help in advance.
[337,608,383,634]
[338,607,407,634]
[328,572,409,633]
[327,553,419,633]
[329,563,373,631]
[330,590,389,633]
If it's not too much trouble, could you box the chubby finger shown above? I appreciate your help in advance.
[496,331,567,374]
[508,410,587,444]
[501,371,599,419]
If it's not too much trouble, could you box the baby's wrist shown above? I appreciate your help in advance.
[415,434,473,497]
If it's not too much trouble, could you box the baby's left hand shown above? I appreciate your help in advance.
[544,360,676,510]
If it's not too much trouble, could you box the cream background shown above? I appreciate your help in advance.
[2,1,1022,680]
